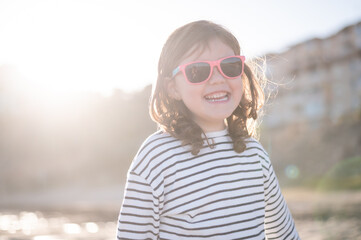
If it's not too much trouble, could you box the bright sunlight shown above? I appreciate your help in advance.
[0,0,163,98]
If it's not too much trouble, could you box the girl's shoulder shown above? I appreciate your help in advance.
[243,137,270,164]
[129,130,180,173]
[137,130,178,154]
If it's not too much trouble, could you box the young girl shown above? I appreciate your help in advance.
[117,20,300,240]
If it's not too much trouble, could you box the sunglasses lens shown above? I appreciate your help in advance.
[220,57,243,78]
[185,62,211,83]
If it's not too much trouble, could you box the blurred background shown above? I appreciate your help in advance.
[1,0,361,239]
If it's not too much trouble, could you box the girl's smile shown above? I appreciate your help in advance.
[169,38,244,132]
[204,91,229,103]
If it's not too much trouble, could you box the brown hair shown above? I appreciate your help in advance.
[150,20,265,155]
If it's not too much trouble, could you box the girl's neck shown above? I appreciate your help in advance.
[197,120,227,133]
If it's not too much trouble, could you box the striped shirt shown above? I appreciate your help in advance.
[117,129,300,240]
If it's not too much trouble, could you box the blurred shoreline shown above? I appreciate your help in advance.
[283,188,361,218]
[1,187,361,239]
[2,186,361,215]
[0,185,124,213]
[283,188,361,239]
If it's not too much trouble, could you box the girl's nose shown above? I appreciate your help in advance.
[208,66,226,84]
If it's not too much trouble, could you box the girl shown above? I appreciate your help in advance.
[117,20,300,240]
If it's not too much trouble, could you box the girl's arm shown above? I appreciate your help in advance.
[263,161,301,240]
[117,171,160,240]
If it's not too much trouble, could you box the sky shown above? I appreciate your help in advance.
[0,0,361,97]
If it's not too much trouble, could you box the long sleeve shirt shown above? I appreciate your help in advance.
[117,129,300,239]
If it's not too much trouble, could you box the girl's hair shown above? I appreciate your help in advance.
[150,20,265,155]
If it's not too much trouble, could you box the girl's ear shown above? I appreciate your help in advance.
[166,77,181,100]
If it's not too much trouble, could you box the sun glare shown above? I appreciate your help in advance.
[0,0,159,100]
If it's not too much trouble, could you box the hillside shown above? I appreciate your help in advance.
[262,109,361,188]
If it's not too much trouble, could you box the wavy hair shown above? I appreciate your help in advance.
[150,20,265,155]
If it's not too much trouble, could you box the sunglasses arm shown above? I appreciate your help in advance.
[172,66,181,78]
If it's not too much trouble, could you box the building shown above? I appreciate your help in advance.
[263,21,361,130]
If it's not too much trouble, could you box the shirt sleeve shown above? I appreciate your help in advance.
[263,161,300,240]
[117,171,160,240]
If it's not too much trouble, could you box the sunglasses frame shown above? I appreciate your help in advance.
[172,55,245,85]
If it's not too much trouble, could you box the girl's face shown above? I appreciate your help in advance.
[169,38,244,132]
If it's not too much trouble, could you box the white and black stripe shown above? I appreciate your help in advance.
[117,129,300,240]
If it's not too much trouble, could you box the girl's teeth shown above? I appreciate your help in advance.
[205,92,227,99]
[207,96,228,102]
[205,92,229,102]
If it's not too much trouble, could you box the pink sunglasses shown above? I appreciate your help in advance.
[172,55,245,84]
